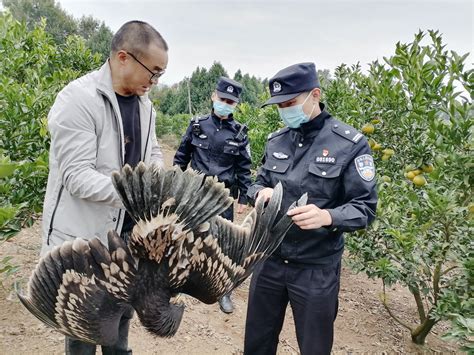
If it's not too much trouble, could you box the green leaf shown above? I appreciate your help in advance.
[0,163,17,178]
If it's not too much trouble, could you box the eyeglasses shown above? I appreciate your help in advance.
[126,51,165,84]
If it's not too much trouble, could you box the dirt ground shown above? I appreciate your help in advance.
[0,144,459,354]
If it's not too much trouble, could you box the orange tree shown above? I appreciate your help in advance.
[323,31,472,348]
[0,12,101,240]
[234,94,283,170]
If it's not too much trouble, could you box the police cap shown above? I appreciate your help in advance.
[216,76,243,103]
[262,62,320,107]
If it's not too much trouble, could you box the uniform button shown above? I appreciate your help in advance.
[216,129,219,132]
[298,143,303,147]
[284,260,289,264]
[199,144,202,146]
[334,124,338,128]
[322,171,327,176]
[272,166,277,170]
[113,217,117,222]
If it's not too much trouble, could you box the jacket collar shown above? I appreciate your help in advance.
[96,60,148,104]
[211,110,234,125]
[293,103,330,137]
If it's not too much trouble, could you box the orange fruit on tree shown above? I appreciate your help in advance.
[422,163,434,173]
[413,175,427,186]
[362,123,375,134]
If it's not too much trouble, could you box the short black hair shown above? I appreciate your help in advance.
[111,21,168,58]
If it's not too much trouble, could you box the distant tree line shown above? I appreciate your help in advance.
[2,0,114,60]
[152,63,331,116]
[152,62,268,116]
[1,0,332,115]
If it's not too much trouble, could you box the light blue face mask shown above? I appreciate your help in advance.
[213,100,236,117]
[277,93,315,128]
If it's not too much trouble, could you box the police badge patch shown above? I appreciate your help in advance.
[355,154,375,181]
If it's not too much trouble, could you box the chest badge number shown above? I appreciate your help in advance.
[273,152,289,160]
[355,154,375,181]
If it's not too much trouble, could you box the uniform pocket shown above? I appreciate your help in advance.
[306,163,343,199]
[308,163,342,178]
[262,158,290,174]
[223,144,239,156]
[191,139,209,149]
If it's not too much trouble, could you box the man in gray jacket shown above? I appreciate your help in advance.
[41,21,168,355]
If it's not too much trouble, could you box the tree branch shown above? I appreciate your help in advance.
[433,262,441,304]
[382,281,413,332]
[411,286,427,323]
[441,265,457,276]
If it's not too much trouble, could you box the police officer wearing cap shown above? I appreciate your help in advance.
[243,63,377,354]
[174,76,252,314]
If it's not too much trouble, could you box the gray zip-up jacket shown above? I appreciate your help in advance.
[41,61,163,255]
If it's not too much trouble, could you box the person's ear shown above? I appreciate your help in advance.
[116,50,128,65]
[312,88,321,101]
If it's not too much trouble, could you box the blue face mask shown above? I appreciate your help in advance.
[213,100,235,117]
[277,93,315,128]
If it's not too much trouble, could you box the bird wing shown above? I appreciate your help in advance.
[167,183,307,303]
[112,163,307,304]
[17,231,136,346]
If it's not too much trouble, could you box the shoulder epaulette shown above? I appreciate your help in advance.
[234,122,248,132]
[190,115,209,122]
[330,120,363,143]
[267,127,290,140]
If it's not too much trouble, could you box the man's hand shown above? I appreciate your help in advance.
[237,203,246,214]
[256,188,274,203]
[287,204,333,230]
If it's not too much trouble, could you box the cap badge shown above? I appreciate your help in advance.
[272,151,288,160]
[273,81,282,93]
[226,85,234,93]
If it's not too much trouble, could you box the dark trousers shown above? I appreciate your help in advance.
[220,204,234,300]
[244,257,341,355]
[65,229,134,355]
[65,306,133,354]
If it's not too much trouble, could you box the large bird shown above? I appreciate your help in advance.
[17,163,307,345]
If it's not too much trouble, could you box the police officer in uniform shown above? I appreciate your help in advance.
[174,76,252,313]
[243,63,377,354]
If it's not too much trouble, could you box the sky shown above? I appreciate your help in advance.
[28,1,474,85]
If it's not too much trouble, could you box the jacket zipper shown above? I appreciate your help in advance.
[142,104,153,160]
[47,185,64,245]
[114,109,125,166]
[115,209,122,231]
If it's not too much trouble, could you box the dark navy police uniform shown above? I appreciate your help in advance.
[244,63,377,355]
[173,77,252,221]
